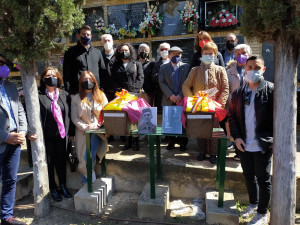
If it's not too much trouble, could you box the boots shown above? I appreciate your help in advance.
[132,137,139,151]
[122,136,132,150]
[60,184,72,198]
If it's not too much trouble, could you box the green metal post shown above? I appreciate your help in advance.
[149,135,155,199]
[86,132,93,193]
[101,156,107,177]
[217,137,227,207]
[156,136,162,182]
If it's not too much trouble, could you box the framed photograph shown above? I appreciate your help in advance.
[138,107,157,134]
[201,0,238,30]
[162,106,183,134]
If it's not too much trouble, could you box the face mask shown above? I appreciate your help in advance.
[82,80,95,90]
[104,42,113,51]
[44,77,57,87]
[0,65,10,78]
[80,36,91,46]
[236,54,248,64]
[199,39,210,49]
[139,52,148,59]
[160,50,168,59]
[246,70,263,84]
[200,55,214,65]
[121,51,130,60]
[171,55,181,64]
[226,41,236,51]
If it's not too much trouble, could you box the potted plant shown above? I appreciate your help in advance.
[178,1,199,33]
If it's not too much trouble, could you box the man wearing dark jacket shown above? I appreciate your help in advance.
[228,55,273,225]
[100,34,116,101]
[63,25,105,95]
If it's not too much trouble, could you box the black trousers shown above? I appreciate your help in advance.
[239,150,272,214]
[45,136,67,190]
[168,136,188,146]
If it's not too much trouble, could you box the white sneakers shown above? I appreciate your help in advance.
[240,205,258,218]
[240,205,267,225]
[247,213,268,225]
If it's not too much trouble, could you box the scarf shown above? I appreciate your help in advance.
[46,88,66,138]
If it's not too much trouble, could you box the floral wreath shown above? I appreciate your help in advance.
[138,3,163,35]
[209,9,238,28]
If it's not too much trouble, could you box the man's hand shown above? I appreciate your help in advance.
[235,138,245,152]
[88,124,99,130]
[6,132,26,145]
[175,95,182,104]
[169,95,177,103]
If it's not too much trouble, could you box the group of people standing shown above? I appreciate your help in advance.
[0,23,273,225]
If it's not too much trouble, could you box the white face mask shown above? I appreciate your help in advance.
[246,70,263,84]
[160,50,168,59]
[200,55,214,65]
[104,42,113,51]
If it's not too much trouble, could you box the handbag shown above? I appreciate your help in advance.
[67,140,78,172]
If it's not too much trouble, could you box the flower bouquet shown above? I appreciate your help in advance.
[94,17,106,34]
[118,26,138,39]
[209,9,238,28]
[138,3,163,36]
[178,1,199,33]
[105,24,118,36]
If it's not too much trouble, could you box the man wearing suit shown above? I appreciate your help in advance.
[158,46,189,151]
[0,55,27,225]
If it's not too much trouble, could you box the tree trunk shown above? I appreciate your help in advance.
[270,36,298,224]
[20,61,50,217]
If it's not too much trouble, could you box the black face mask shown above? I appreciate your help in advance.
[45,77,57,87]
[226,41,236,51]
[80,36,91,46]
[82,80,95,90]
[121,51,130,60]
[139,52,148,59]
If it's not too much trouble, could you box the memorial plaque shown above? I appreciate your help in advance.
[107,3,147,29]
[149,0,192,36]
[151,38,195,64]
[70,6,104,43]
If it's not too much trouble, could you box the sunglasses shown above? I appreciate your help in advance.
[0,60,5,66]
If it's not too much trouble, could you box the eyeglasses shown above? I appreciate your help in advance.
[0,60,5,66]
[160,48,168,51]
[244,91,252,105]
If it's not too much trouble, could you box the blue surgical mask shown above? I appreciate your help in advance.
[200,55,214,65]
[246,70,263,84]
[171,55,181,64]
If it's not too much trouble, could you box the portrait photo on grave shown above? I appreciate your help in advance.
[162,106,183,134]
[138,107,157,134]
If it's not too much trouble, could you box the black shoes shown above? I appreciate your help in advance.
[122,137,132,150]
[179,144,187,152]
[197,154,206,161]
[60,184,72,198]
[209,155,217,164]
[107,135,114,143]
[132,137,139,151]
[166,143,175,150]
[51,188,62,202]
[1,217,27,225]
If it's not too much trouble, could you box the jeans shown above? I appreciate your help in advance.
[0,144,21,219]
[239,150,272,214]
[81,134,102,184]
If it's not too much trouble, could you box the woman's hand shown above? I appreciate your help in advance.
[28,134,38,141]
[88,124,99,130]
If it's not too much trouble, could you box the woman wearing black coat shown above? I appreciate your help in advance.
[189,31,225,72]
[29,67,74,202]
[111,43,144,151]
